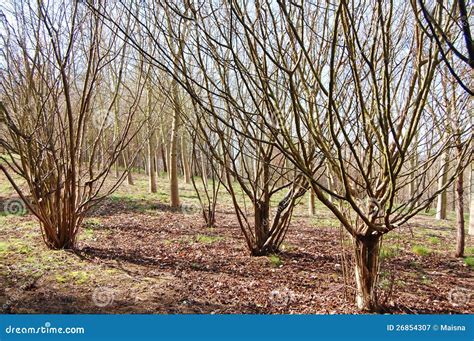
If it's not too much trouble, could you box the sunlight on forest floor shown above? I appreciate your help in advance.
[1,172,473,314]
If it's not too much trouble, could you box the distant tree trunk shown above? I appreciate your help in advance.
[201,151,208,187]
[123,150,134,185]
[147,136,157,193]
[114,109,120,178]
[408,154,417,202]
[326,165,334,203]
[455,169,465,257]
[169,80,180,208]
[436,151,449,220]
[470,164,474,236]
[308,189,315,216]
[160,142,168,174]
[146,86,157,193]
[181,134,191,184]
[155,149,160,176]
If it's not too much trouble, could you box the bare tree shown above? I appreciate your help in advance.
[412,0,473,95]
[92,0,472,311]
[0,1,145,249]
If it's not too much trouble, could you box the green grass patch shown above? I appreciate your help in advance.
[412,245,432,256]
[0,241,8,256]
[428,237,440,245]
[194,234,223,244]
[55,271,91,285]
[380,244,401,261]
[268,254,283,267]
[464,257,474,269]
[280,243,296,252]
[312,218,340,228]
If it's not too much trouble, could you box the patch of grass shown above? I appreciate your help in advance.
[16,244,32,254]
[268,254,283,267]
[55,271,91,285]
[1,239,33,255]
[195,234,222,244]
[378,270,401,289]
[280,243,296,252]
[465,246,474,256]
[380,244,401,261]
[428,237,440,245]
[313,218,340,228]
[0,241,8,255]
[83,218,102,228]
[464,257,474,269]
[69,271,90,284]
[412,245,432,256]
[55,274,67,283]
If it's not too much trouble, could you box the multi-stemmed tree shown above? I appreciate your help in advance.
[0,1,145,249]
[97,0,472,310]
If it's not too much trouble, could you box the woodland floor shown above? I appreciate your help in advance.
[0,172,473,314]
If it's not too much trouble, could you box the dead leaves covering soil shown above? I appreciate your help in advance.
[1,204,473,314]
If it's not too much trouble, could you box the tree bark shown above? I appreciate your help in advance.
[436,151,449,220]
[147,136,157,193]
[201,151,208,187]
[353,234,381,311]
[308,189,315,216]
[146,85,157,193]
[169,80,180,208]
[181,134,191,184]
[160,142,168,174]
[455,170,465,257]
[470,164,474,236]
[122,150,134,185]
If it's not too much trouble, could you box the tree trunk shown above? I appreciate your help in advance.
[252,200,272,256]
[146,85,157,193]
[155,147,160,178]
[455,170,465,257]
[160,143,168,174]
[147,136,157,193]
[169,81,180,208]
[436,151,449,220]
[181,135,191,184]
[122,150,134,185]
[201,151,208,187]
[469,164,474,236]
[308,189,315,216]
[353,234,381,311]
